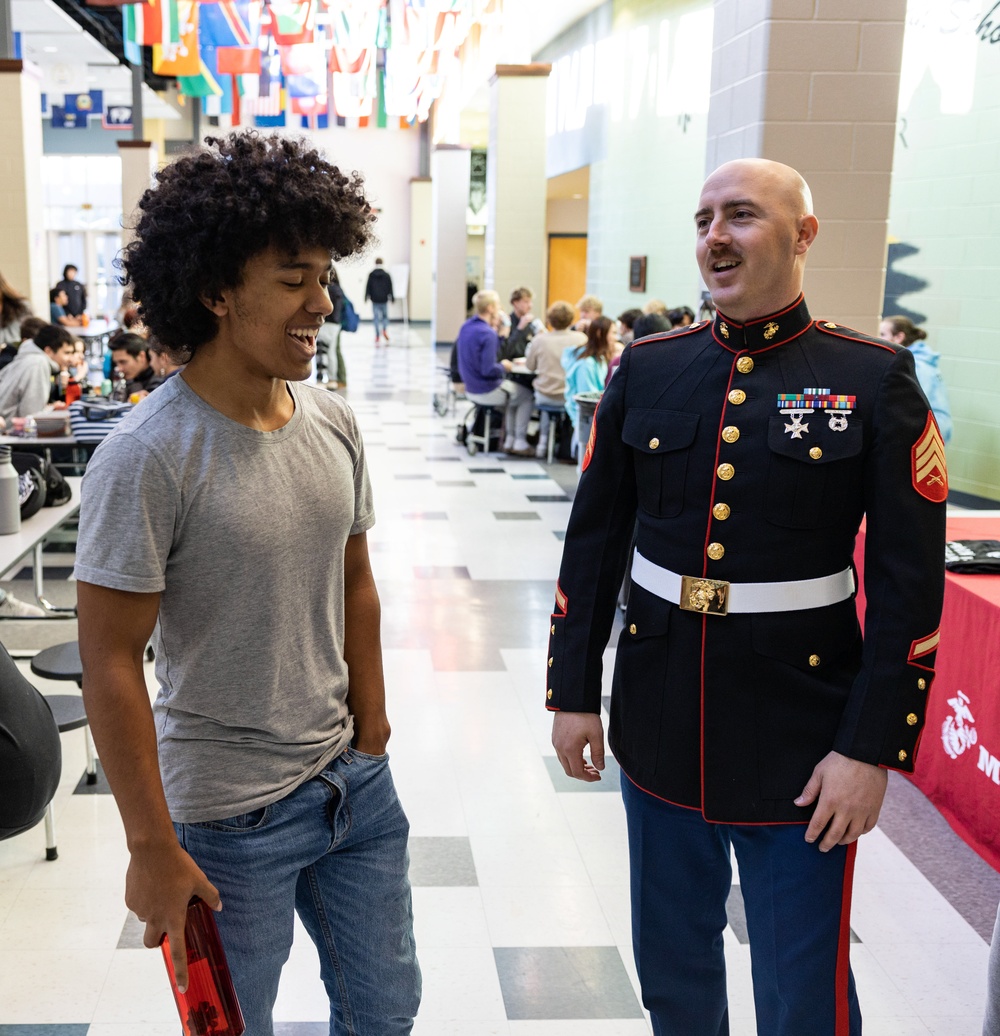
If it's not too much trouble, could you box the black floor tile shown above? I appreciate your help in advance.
[493,512,541,521]
[494,946,643,1020]
[526,495,570,503]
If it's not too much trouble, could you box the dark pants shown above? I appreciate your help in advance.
[621,773,861,1036]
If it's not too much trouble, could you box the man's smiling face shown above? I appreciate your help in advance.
[695,159,818,325]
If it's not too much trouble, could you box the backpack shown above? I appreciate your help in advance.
[11,451,72,519]
[341,295,360,333]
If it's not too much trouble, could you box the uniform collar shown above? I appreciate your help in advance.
[712,295,811,353]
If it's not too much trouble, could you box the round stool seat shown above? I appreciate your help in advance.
[30,642,82,684]
[44,694,88,733]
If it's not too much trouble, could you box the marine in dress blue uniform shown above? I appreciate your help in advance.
[548,160,947,1036]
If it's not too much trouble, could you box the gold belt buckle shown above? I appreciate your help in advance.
[679,575,730,616]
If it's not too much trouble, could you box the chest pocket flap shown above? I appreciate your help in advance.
[623,409,699,454]
[767,415,862,463]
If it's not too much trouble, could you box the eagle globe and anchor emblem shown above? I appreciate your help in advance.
[941,690,977,760]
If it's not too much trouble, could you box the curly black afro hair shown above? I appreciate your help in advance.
[119,131,375,357]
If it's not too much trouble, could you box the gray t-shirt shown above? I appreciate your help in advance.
[74,375,374,823]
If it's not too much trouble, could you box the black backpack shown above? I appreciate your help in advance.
[11,451,72,519]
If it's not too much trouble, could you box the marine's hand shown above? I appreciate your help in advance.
[552,711,605,782]
[796,751,887,852]
[126,840,221,992]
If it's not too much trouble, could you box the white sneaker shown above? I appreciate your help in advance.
[0,592,46,618]
[535,443,548,459]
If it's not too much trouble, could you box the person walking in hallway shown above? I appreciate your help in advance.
[548,158,947,1036]
[365,257,394,345]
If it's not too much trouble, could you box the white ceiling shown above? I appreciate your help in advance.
[11,0,180,119]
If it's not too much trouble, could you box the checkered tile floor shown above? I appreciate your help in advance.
[0,322,994,1035]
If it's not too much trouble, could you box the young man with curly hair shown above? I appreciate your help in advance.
[74,132,420,1035]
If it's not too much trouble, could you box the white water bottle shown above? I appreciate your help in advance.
[0,446,21,535]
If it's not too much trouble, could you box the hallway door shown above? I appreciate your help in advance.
[547,234,587,310]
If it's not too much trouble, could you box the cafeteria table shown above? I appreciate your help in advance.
[855,512,1000,871]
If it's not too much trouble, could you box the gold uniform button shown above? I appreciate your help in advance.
[547,688,553,700]
[548,657,553,668]
[906,713,919,726]
[809,654,821,667]
[629,623,637,635]
[713,502,731,521]
[736,356,754,374]
[809,447,823,460]
[717,463,735,481]
[707,542,725,560]
[917,677,927,690]
[728,389,746,405]
[550,624,555,635]
[649,437,660,450]
[898,749,908,762]
[721,426,740,443]
[824,322,837,329]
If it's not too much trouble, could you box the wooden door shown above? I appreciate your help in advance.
[547,235,588,311]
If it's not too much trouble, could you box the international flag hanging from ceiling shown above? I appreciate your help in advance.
[123,0,180,47]
[120,0,504,124]
[199,1,260,47]
[153,0,200,75]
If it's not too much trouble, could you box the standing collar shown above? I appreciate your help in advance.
[712,295,811,352]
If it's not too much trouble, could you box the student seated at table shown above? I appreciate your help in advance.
[456,289,534,456]
[524,301,586,459]
[110,332,155,396]
[0,323,75,423]
[49,288,82,328]
[0,316,46,372]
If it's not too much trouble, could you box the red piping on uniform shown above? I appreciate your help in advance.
[835,841,858,1036]
[816,322,897,354]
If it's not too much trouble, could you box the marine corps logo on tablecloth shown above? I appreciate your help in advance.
[912,413,948,502]
[941,690,977,760]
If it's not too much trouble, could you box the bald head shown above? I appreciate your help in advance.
[695,158,819,323]
[704,159,813,218]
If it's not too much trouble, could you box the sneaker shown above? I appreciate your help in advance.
[0,592,46,618]
[535,443,548,459]
[507,446,535,458]
[383,330,390,343]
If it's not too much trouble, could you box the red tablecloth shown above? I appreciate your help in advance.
[856,516,1000,872]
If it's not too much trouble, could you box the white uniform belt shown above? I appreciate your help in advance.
[631,549,855,616]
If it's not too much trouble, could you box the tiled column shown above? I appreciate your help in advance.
[0,60,47,315]
[409,176,433,323]
[117,140,158,251]
[706,0,906,332]
[431,145,471,348]
[485,64,551,303]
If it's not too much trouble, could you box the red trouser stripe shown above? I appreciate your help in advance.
[835,840,858,1036]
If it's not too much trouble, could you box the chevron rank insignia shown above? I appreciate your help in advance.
[912,413,948,502]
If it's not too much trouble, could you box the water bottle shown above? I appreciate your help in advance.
[0,446,21,535]
[161,898,245,1036]
[112,370,128,402]
[65,376,82,405]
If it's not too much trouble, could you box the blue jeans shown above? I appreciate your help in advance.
[175,749,420,1035]
[372,302,389,339]
[621,774,860,1036]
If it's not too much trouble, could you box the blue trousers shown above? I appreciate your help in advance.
[176,749,420,1036]
[372,302,389,339]
[621,773,861,1036]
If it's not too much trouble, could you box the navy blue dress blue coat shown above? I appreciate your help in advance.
[546,296,947,823]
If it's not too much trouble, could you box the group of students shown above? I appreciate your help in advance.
[453,287,699,459]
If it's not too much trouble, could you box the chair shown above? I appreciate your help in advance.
[462,403,503,456]
[0,641,62,856]
[31,641,97,860]
[535,403,566,464]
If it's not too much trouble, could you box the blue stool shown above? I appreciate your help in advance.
[535,403,566,464]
